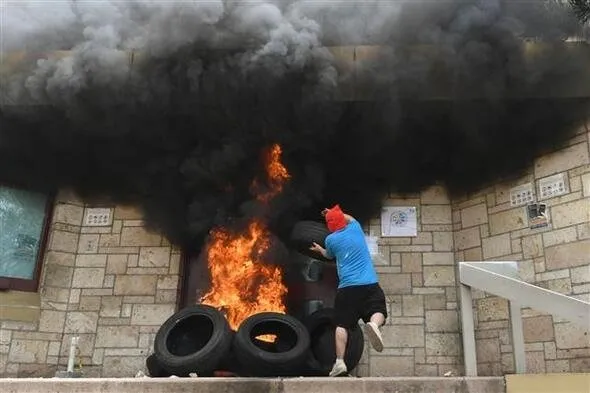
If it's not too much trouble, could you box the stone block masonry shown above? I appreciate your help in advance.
[1,195,180,377]
[1,124,588,378]
[451,127,590,376]
[356,185,462,378]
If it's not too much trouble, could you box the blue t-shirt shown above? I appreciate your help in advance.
[325,219,378,289]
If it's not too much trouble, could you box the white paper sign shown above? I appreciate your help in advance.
[365,235,388,265]
[381,206,417,237]
[365,235,379,256]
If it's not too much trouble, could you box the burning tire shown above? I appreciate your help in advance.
[217,330,281,376]
[289,221,332,261]
[233,312,311,376]
[302,308,364,376]
[153,304,232,377]
[145,353,170,377]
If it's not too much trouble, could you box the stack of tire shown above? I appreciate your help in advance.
[146,220,364,377]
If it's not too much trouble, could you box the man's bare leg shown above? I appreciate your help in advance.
[365,312,385,352]
[329,327,348,377]
[335,326,348,359]
[370,312,385,327]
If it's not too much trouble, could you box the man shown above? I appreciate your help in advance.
[309,204,387,377]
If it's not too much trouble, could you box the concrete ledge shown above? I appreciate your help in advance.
[506,373,590,393]
[284,377,505,393]
[2,376,506,393]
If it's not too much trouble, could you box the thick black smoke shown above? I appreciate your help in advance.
[1,0,589,251]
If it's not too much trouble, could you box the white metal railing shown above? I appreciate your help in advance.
[458,261,590,376]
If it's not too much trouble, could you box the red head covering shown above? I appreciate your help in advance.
[325,204,347,232]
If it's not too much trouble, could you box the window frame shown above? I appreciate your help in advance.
[0,184,55,292]
[177,251,205,311]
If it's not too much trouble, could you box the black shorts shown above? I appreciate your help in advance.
[334,283,388,329]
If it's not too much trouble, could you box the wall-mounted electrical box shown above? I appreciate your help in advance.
[527,202,550,229]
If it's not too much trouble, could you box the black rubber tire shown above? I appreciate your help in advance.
[264,234,290,266]
[216,331,242,375]
[145,353,170,377]
[233,312,311,377]
[217,330,282,376]
[153,304,232,377]
[289,221,333,262]
[302,308,364,376]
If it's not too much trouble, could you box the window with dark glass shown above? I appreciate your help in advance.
[0,186,52,291]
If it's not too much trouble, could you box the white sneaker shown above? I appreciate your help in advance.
[365,322,384,352]
[328,358,347,377]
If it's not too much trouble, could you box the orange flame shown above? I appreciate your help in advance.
[200,220,287,330]
[255,144,291,202]
[200,143,289,333]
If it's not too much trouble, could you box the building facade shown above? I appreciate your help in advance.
[1,122,589,377]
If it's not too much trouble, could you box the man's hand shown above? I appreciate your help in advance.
[309,242,324,253]
[321,208,329,217]
[309,242,328,258]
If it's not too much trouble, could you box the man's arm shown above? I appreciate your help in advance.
[310,237,335,260]
[309,242,331,259]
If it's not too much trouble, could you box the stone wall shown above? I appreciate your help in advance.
[452,126,590,375]
[0,192,180,377]
[1,124,588,378]
[355,124,589,377]
[355,186,462,377]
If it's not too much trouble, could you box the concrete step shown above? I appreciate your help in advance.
[3,376,505,393]
[506,373,590,393]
